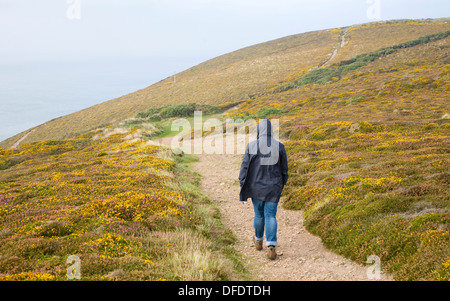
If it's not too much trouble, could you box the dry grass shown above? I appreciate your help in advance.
[333,19,450,62]
[0,23,356,148]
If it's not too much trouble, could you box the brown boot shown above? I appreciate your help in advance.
[253,237,263,251]
[267,246,277,260]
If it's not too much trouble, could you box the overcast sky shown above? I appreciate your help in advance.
[1,0,449,64]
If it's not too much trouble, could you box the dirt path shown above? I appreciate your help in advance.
[11,129,36,149]
[156,136,392,281]
[319,27,350,68]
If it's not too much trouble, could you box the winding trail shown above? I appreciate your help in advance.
[156,135,393,281]
[319,27,350,68]
[11,129,36,149]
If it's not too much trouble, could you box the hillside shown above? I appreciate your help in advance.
[0,18,449,281]
[225,22,450,280]
[1,19,449,148]
[0,132,252,280]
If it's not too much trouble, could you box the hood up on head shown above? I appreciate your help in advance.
[257,119,273,139]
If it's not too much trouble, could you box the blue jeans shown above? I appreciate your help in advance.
[252,198,278,247]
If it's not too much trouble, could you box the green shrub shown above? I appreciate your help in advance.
[253,108,288,118]
[160,103,196,118]
[0,159,9,170]
[135,103,223,121]
[298,68,341,85]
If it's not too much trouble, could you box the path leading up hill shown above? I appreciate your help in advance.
[11,129,36,149]
[319,27,350,68]
[156,135,393,281]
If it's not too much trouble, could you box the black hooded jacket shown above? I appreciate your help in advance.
[238,119,288,202]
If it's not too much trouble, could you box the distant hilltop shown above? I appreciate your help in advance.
[1,18,449,149]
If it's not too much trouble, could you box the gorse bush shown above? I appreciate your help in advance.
[1,19,448,282]
[282,120,449,280]
[227,27,449,280]
[0,128,248,280]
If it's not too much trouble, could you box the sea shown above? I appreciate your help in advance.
[0,55,205,143]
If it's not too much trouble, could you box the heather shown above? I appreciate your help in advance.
[226,28,450,280]
[0,129,248,280]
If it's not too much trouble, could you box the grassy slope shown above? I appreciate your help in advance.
[227,22,450,280]
[0,129,250,280]
[2,19,448,149]
[1,29,340,148]
[334,20,450,62]
[1,18,449,281]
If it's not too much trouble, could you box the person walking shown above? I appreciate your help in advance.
[238,119,288,260]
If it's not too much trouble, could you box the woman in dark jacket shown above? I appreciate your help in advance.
[239,119,288,260]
